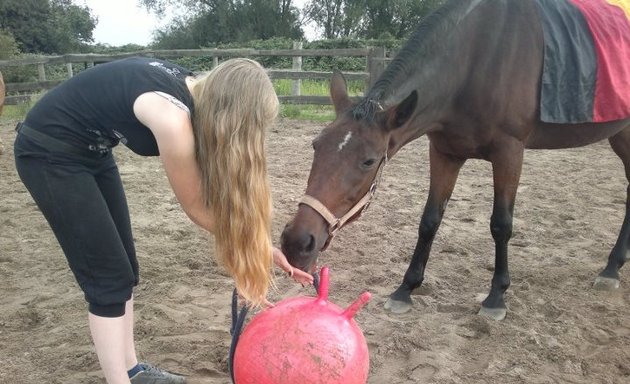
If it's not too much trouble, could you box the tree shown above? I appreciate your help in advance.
[0,30,20,59]
[304,0,445,40]
[144,0,302,48]
[49,0,97,52]
[303,0,364,39]
[0,0,96,54]
[362,0,446,39]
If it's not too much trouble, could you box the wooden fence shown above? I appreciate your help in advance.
[0,45,390,106]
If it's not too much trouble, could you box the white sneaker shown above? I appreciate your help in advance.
[129,363,186,384]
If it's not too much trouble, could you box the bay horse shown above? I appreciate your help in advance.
[280,0,630,320]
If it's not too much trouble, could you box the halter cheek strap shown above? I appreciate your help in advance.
[300,188,374,237]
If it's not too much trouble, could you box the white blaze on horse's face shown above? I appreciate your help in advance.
[337,131,353,152]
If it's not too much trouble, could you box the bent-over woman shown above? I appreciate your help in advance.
[14,57,312,384]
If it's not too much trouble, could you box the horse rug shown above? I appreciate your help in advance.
[534,0,630,123]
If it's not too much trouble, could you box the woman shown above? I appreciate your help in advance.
[14,57,312,384]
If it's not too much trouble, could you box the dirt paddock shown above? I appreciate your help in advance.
[1,117,630,384]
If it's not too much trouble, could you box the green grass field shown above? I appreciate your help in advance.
[2,78,366,123]
[273,78,365,122]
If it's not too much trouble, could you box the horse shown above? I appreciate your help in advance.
[280,0,630,321]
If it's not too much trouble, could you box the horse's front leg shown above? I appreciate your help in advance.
[480,140,524,321]
[385,143,465,314]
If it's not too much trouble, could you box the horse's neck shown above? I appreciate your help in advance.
[370,0,484,109]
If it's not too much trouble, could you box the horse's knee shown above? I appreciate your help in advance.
[490,213,513,242]
[418,211,442,241]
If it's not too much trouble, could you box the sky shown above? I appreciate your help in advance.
[77,0,314,47]
[76,0,172,46]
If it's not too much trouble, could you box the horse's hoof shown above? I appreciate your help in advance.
[478,306,506,321]
[384,298,412,314]
[593,276,620,291]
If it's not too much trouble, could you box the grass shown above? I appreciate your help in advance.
[274,78,364,97]
[280,104,336,122]
[274,78,365,122]
[2,79,364,124]
[1,92,43,123]
[1,101,339,125]
[1,103,30,121]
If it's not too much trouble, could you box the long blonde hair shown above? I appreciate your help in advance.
[191,58,279,306]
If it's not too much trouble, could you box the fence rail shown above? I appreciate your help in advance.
[0,46,390,106]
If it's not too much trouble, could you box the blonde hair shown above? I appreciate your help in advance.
[191,58,279,306]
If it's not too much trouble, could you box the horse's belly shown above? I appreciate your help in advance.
[526,119,630,149]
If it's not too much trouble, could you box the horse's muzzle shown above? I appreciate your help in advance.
[280,218,323,272]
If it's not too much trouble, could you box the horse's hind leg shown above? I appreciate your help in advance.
[384,143,465,314]
[479,139,524,321]
[595,127,630,290]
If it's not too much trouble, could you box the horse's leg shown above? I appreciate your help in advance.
[384,142,465,314]
[594,128,630,290]
[479,140,524,321]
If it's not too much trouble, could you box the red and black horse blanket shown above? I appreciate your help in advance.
[534,0,630,123]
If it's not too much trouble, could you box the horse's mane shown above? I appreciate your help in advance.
[352,0,481,121]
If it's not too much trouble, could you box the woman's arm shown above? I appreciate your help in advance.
[134,91,312,285]
[133,91,215,233]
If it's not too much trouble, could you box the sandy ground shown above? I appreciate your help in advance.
[1,117,630,384]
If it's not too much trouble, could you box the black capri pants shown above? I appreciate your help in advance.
[14,125,139,318]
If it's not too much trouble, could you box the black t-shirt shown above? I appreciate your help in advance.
[24,57,195,156]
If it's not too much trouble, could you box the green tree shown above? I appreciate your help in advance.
[303,0,364,39]
[304,0,445,39]
[49,0,97,52]
[0,0,96,54]
[144,0,302,48]
[152,19,197,49]
[362,0,446,39]
[0,29,20,59]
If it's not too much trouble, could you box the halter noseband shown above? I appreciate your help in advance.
[299,153,388,251]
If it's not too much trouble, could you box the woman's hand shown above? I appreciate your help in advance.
[272,247,314,286]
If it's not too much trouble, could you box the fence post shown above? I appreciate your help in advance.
[38,63,46,81]
[367,46,386,88]
[66,63,73,78]
[213,48,219,68]
[292,41,303,96]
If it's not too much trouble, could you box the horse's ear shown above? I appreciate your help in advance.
[386,90,418,130]
[330,70,352,115]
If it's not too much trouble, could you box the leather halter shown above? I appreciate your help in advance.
[299,153,388,251]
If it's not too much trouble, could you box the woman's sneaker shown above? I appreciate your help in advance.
[129,363,186,383]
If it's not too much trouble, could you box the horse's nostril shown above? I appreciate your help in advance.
[281,226,317,255]
[304,234,316,253]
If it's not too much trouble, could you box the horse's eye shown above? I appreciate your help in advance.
[362,159,376,168]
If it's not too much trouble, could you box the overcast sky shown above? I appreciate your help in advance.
[78,0,313,47]
[76,0,171,46]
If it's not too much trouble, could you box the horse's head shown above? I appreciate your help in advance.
[281,72,418,273]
